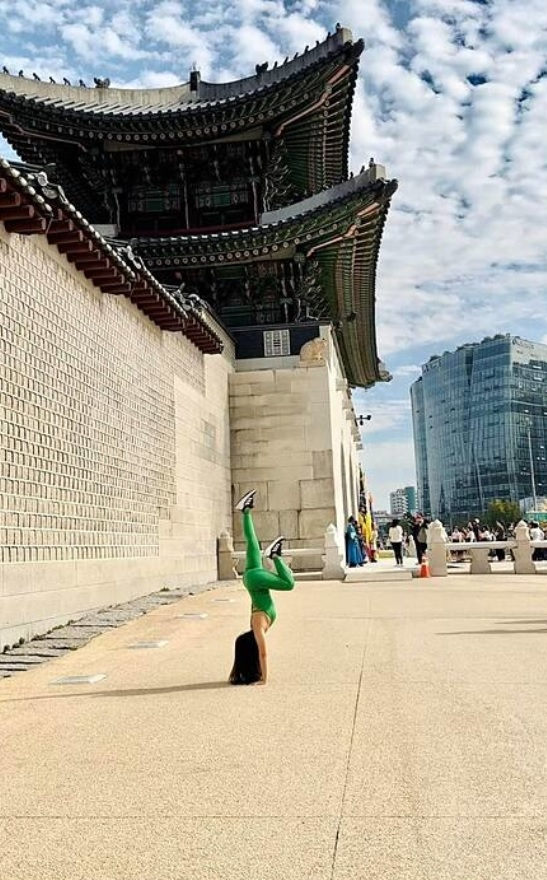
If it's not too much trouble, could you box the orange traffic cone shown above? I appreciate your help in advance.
[419,553,431,578]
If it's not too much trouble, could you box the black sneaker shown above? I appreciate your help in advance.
[263,536,285,559]
[235,489,256,511]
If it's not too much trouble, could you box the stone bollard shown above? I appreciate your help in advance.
[217,530,240,580]
[406,535,417,559]
[322,523,346,580]
[513,520,536,574]
[428,520,448,576]
[469,545,492,574]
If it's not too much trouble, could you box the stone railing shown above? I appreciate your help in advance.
[217,523,347,581]
[428,520,546,576]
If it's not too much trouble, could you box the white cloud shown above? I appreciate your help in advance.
[360,439,417,509]
[144,3,215,74]
[119,70,182,89]
[271,13,325,53]
[1,0,68,30]
[391,364,423,380]
[227,24,280,69]
[60,24,97,60]
[352,396,412,435]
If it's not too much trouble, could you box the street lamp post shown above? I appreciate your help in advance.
[527,425,538,513]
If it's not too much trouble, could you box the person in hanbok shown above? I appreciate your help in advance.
[345,516,364,567]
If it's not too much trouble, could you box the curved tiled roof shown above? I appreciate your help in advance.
[0,157,224,354]
[0,29,357,115]
[132,166,398,387]
[0,28,362,214]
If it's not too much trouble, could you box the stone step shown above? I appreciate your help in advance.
[294,570,323,581]
[345,567,414,583]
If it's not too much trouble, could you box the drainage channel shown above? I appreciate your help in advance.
[0,583,217,680]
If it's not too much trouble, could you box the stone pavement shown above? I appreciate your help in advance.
[0,582,216,679]
[1,572,547,879]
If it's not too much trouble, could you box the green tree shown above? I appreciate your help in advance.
[400,513,414,534]
[484,499,521,527]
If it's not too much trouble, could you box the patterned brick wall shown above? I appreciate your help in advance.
[0,231,212,564]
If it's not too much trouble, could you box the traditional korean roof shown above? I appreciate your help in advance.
[0,157,224,354]
[0,28,362,210]
[132,165,398,387]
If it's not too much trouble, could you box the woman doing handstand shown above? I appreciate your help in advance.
[229,489,295,686]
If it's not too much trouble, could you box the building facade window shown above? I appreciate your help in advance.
[263,328,290,357]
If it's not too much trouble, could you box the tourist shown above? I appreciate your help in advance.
[471,518,481,540]
[388,518,404,566]
[369,521,379,562]
[494,522,506,561]
[411,513,428,564]
[230,490,295,686]
[357,507,371,562]
[355,516,368,562]
[345,516,364,567]
[450,526,464,562]
[530,521,544,561]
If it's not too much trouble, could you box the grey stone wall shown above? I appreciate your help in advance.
[0,229,234,649]
[229,330,361,570]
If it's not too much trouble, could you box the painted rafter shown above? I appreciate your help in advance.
[0,157,224,354]
[132,170,398,386]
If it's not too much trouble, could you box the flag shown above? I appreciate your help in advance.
[363,490,373,545]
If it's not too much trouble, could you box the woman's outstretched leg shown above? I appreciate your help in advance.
[242,509,263,571]
[235,490,263,571]
[244,539,295,592]
[271,554,295,590]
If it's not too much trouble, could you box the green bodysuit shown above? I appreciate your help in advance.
[242,509,295,624]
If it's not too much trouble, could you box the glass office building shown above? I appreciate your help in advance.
[410,335,547,522]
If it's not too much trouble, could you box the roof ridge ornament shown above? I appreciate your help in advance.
[93,77,110,89]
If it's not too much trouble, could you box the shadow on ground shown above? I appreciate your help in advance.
[0,680,233,703]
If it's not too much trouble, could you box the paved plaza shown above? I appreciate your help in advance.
[2,570,547,879]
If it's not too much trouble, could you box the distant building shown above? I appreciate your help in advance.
[372,509,392,540]
[520,497,547,515]
[411,335,547,522]
[389,486,417,517]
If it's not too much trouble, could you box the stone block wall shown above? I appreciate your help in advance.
[0,229,234,649]
[230,330,361,569]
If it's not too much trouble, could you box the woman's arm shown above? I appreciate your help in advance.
[251,615,268,685]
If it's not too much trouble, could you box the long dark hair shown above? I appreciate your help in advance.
[229,630,261,685]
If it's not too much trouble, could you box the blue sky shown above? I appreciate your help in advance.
[1,0,547,509]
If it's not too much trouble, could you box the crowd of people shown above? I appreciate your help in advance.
[447,518,547,562]
[345,510,428,567]
[344,510,379,567]
[380,514,547,565]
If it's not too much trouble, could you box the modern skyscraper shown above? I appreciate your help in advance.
[410,335,547,521]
